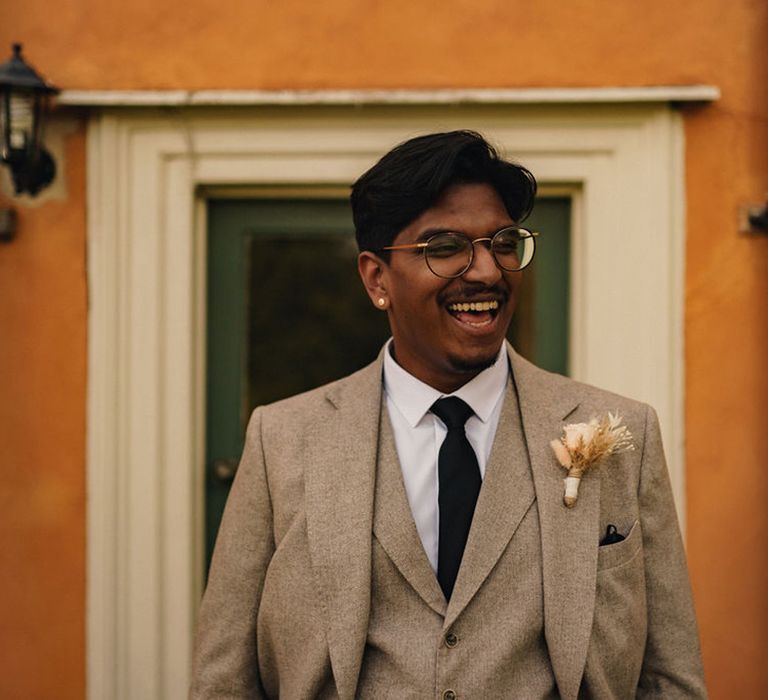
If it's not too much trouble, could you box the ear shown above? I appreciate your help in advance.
[358,251,390,310]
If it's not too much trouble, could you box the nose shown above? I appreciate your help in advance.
[462,239,502,284]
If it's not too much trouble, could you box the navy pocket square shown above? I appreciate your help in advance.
[599,524,626,546]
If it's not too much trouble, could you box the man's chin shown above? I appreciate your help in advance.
[447,350,500,376]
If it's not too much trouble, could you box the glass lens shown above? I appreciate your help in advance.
[425,232,472,278]
[492,227,535,271]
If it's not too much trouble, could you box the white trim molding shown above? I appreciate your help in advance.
[87,104,686,699]
[63,85,719,108]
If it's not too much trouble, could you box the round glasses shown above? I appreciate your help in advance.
[381,226,538,279]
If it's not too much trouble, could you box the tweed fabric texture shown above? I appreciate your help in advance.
[190,345,707,699]
[357,386,558,698]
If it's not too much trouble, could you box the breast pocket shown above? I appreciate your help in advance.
[597,520,642,571]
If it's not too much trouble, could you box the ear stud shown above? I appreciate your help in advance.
[377,297,386,307]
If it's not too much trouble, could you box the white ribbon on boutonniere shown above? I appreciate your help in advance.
[550,412,635,507]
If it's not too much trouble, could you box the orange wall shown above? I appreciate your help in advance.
[0,123,87,699]
[0,0,762,92]
[0,1,766,697]
[685,102,768,694]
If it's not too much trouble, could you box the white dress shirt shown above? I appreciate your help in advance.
[382,340,509,573]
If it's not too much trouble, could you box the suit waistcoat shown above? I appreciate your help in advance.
[357,381,557,698]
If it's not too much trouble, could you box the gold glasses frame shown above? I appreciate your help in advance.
[380,226,539,279]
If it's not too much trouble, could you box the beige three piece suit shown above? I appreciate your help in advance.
[191,345,706,699]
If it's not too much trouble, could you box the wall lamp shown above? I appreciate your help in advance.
[0,43,59,198]
[739,199,768,236]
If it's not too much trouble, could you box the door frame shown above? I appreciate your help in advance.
[86,103,685,699]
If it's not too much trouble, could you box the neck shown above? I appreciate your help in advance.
[388,342,499,394]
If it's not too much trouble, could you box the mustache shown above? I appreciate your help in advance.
[438,283,509,307]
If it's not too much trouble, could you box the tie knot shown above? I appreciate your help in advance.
[431,396,474,430]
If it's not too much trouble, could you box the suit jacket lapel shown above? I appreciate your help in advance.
[304,345,600,699]
[444,377,536,629]
[509,346,601,700]
[304,357,381,700]
[373,407,446,615]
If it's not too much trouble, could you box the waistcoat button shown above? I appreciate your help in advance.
[442,691,457,700]
[445,632,459,648]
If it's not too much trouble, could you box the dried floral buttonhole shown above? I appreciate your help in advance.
[550,412,635,508]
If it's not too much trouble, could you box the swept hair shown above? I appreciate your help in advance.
[351,130,537,254]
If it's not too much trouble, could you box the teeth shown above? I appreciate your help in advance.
[448,300,499,312]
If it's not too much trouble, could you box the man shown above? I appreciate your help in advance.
[191,131,706,698]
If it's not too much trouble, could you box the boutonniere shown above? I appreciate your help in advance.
[550,412,634,508]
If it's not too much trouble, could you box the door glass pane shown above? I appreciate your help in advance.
[508,196,571,375]
[246,231,390,410]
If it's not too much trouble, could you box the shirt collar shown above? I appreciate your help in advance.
[382,339,509,428]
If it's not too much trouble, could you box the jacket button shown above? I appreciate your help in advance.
[445,632,459,648]
[442,691,457,700]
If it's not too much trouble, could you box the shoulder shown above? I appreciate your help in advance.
[242,356,383,493]
[511,346,649,409]
[253,356,383,430]
[508,345,653,435]
[561,372,650,421]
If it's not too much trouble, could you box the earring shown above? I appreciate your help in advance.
[377,297,386,307]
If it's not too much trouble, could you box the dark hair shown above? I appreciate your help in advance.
[351,130,537,253]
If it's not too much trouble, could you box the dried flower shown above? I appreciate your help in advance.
[550,412,635,507]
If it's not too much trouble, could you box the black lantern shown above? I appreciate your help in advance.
[0,43,60,196]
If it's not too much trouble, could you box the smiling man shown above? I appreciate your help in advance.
[359,181,523,392]
[191,131,706,699]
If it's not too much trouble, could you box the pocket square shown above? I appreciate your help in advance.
[599,523,626,546]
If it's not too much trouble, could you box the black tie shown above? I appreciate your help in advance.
[431,397,481,601]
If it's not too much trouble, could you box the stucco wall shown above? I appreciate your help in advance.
[1,0,763,92]
[0,1,766,697]
[0,122,87,699]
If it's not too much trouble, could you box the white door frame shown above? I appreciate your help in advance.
[86,103,685,699]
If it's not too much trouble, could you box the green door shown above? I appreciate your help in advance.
[205,195,570,571]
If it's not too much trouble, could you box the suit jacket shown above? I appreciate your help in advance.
[191,345,707,699]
